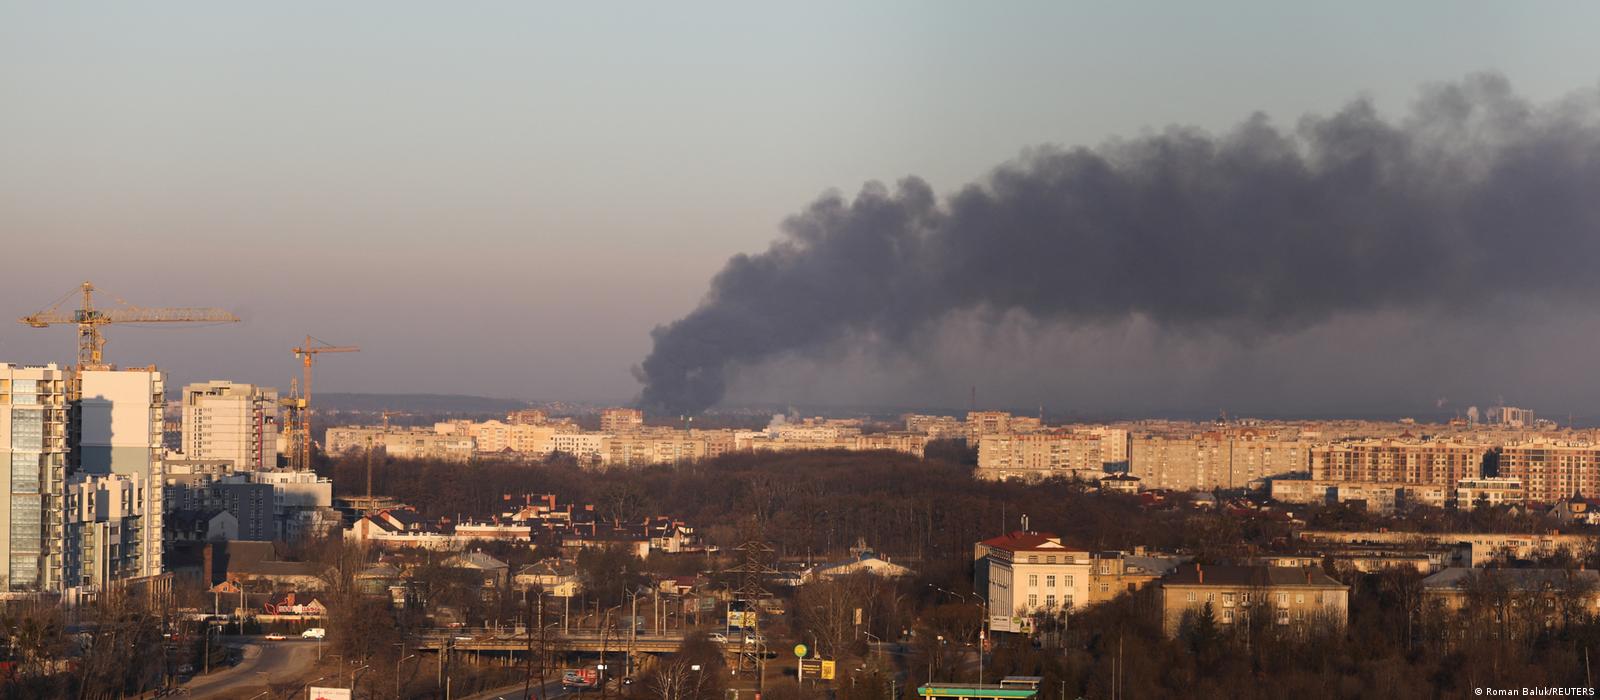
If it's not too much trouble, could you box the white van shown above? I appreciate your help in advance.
[302,628,326,639]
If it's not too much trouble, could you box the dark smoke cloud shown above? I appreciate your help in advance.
[638,75,1600,415]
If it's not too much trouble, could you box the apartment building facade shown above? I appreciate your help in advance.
[1496,442,1600,503]
[1310,439,1489,486]
[181,381,279,470]
[74,368,166,583]
[1,363,70,593]
[1159,564,1349,637]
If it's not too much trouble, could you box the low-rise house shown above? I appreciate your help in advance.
[1159,563,1350,638]
[805,550,914,582]
[210,540,327,592]
[1087,550,1181,604]
[1099,473,1141,494]
[1427,565,1600,632]
[444,551,510,589]
[168,509,238,543]
[263,592,327,616]
[513,560,579,597]
[1553,498,1600,526]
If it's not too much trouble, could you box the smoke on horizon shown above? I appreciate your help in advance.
[637,74,1600,415]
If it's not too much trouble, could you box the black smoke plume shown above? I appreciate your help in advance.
[638,75,1600,415]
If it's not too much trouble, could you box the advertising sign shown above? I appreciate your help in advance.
[309,688,352,700]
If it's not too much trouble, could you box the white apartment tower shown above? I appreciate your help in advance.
[74,368,165,582]
[1,364,70,593]
[181,381,279,470]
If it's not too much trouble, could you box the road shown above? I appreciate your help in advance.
[462,676,574,700]
[180,637,320,699]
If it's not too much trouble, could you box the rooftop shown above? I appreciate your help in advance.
[1164,564,1347,589]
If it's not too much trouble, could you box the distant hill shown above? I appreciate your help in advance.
[313,393,533,414]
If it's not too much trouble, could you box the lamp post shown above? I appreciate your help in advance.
[351,664,371,697]
[396,654,416,700]
[928,585,987,686]
[300,675,328,698]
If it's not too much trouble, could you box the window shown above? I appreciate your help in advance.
[1045,594,1056,609]
[1206,592,1215,603]
[1278,593,1288,607]
[1296,594,1304,604]
[1065,575,1074,587]
[1027,594,1038,608]
[1101,584,1110,593]
[1223,592,1235,607]
[1223,610,1234,623]
[1046,556,1056,564]
[1028,574,1038,587]
[1186,592,1196,603]
[1045,575,1055,588]
[1276,610,1289,625]
[1027,555,1038,563]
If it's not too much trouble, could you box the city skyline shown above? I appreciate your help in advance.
[5,3,1600,415]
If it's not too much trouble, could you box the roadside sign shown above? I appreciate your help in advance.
[309,688,351,700]
[793,644,808,658]
[800,659,835,680]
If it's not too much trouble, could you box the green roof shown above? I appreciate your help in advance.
[918,686,1038,699]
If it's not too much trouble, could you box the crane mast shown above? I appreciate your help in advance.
[289,336,359,470]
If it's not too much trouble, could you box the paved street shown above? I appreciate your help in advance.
[179,637,320,699]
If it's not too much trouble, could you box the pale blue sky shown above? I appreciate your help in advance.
[2,2,1597,408]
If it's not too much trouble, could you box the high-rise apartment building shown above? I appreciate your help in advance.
[1129,429,1312,490]
[1,363,70,593]
[74,368,165,582]
[1310,439,1489,487]
[599,407,645,433]
[1496,442,1600,503]
[63,472,150,594]
[181,381,279,470]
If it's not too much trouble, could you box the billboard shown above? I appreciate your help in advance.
[309,688,352,700]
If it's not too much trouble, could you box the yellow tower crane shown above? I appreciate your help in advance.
[19,282,239,391]
[290,335,359,470]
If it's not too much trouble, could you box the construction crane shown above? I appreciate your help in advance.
[20,281,239,374]
[290,336,358,470]
[364,410,405,513]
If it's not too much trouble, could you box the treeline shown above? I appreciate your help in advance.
[317,446,1290,562]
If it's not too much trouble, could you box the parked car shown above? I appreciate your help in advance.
[708,632,728,644]
[301,628,326,640]
[264,633,287,641]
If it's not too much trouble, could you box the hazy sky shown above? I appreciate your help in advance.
[3,3,1599,414]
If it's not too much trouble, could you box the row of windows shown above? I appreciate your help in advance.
[1027,574,1076,588]
[1184,590,1325,606]
[1026,594,1075,609]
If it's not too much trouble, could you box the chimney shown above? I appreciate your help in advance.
[203,543,215,585]
[1195,562,1203,584]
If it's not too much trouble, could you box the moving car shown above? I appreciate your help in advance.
[264,633,287,641]
[301,628,326,640]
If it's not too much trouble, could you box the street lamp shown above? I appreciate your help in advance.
[397,654,417,700]
[352,664,372,696]
[300,675,328,697]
